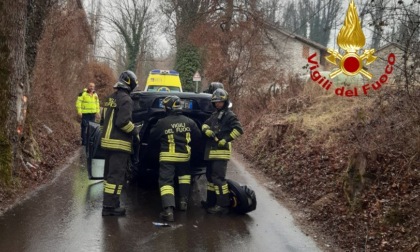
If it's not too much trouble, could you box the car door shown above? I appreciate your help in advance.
[86,122,105,180]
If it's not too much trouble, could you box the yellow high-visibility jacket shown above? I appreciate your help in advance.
[76,88,100,114]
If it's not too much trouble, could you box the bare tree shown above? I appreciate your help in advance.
[281,0,310,37]
[186,1,275,97]
[393,1,420,91]
[87,0,102,56]
[308,0,342,47]
[159,0,275,96]
[360,0,420,91]
[281,2,299,33]
[159,0,213,92]
[260,0,281,24]
[160,0,213,49]
[106,0,154,71]
[278,0,340,46]
[367,0,391,49]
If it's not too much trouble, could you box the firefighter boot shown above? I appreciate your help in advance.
[201,200,212,209]
[102,207,126,216]
[160,207,174,222]
[206,205,229,214]
[179,197,188,211]
[201,186,217,209]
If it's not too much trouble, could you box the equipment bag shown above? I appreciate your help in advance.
[227,179,257,214]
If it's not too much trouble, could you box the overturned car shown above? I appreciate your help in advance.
[86,91,256,214]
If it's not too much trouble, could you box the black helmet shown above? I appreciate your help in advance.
[114,70,138,92]
[207,82,224,94]
[211,88,229,103]
[162,95,182,111]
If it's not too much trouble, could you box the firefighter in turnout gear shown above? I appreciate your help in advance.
[201,88,243,214]
[204,81,232,109]
[76,82,100,145]
[204,81,224,94]
[100,70,139,216]
[149,96,200,222]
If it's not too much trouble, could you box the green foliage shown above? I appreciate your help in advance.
[0,32,12,185]
[175,44,202,92]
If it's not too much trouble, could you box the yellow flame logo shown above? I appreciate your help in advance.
[325,0,377,79]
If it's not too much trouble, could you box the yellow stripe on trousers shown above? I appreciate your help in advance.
[160,185,174,196]
[178,175,191,184]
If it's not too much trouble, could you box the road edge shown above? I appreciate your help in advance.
[0,148,82,216]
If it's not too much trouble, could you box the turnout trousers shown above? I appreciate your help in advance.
[159,161,191,208]
[206,160,230,207]
[103,150,130,208]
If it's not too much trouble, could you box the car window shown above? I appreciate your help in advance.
[146,86,181,92]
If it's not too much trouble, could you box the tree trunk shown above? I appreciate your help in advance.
[0,0,29,185]
[220,0,234,86]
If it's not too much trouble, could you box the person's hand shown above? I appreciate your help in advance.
[218,139,227,147]
[95,113,100,122]
[78,113,82,118]
[204,129,215,138]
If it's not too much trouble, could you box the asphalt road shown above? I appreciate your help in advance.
[0,150,321,252]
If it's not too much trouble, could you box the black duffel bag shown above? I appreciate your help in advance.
[227,179,257,214]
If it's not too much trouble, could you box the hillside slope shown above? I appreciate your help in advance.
[236,88,419,251]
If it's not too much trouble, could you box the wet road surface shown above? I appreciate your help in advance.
[0,150,321,252]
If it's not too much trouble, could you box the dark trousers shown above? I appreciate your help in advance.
[159,161,191,208]
[206,160,230,207]
[81,113,96,145]
[103,150,130,208]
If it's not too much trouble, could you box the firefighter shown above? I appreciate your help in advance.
[100,70,139,216]
[76,82,100,145]
[204,82,232,108]
[149,96,201,222]
[201,88,243,214]
[204,82,224,94]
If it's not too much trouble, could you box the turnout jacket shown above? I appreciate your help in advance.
[149,112,200,162]
[202,108,243,160]
[100,89,135,153]
[76,88,100,114]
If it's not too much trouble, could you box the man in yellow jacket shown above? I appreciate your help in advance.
[76,82,100,145]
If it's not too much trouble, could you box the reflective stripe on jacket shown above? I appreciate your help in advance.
[76,88,100,114]
[149,113,201,162]
[203,108,243,160]
[100,89,134,153]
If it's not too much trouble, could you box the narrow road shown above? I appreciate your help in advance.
[0,150,320,252]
